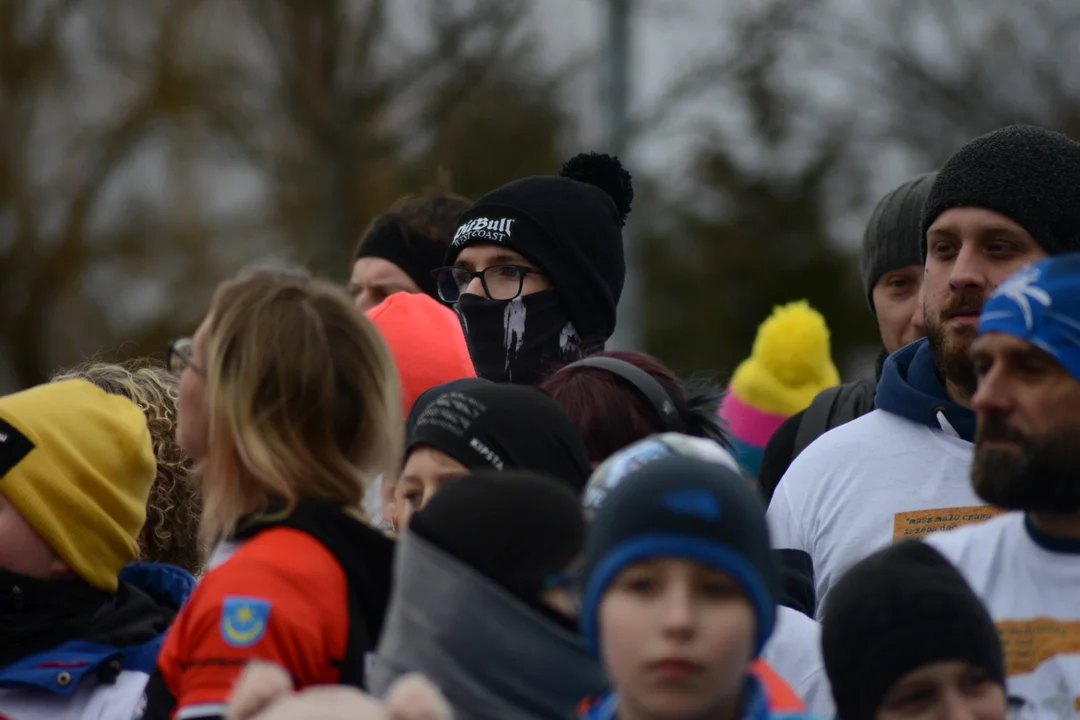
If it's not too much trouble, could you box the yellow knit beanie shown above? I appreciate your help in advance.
[728,300,841,417]
[0,379,156,591]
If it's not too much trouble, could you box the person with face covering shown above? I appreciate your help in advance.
[381,380,592,532]
[823,541,1008,720]
[368,471,608,720]
[928,253,1080,715]
[433,152,633,385]
[767,124,1080,619]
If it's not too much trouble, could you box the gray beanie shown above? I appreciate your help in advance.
[860,172,937,313]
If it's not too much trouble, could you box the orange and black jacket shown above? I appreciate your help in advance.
[137,499,393,720]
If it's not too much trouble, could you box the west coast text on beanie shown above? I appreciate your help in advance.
[446,153,633,345]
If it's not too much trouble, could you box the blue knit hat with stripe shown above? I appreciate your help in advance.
[579,456,780,657]
[978,253,1080,382]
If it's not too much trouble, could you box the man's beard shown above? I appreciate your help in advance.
[925,290,983,396]
[972,414,1080,513]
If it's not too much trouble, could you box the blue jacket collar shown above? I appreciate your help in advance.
[580,675,805,720]
[875,338,975,442]
[0,562,194,696]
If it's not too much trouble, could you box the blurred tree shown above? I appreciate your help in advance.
[833,0,1080,169]
[0,0,571,390]
[637,0,1080,380]
[637,0,875,380]
[240,0,571,279]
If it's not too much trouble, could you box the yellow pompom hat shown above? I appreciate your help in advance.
[0,379,156,591]
[719,300,840,475]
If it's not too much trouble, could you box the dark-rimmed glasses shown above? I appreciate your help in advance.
[432,265,544,303]
[167,337,201,375]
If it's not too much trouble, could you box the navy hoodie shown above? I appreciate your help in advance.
[874,337,975,442]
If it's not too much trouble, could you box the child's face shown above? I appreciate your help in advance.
[599,557,756,720]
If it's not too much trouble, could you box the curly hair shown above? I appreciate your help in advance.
[52,359,204,575]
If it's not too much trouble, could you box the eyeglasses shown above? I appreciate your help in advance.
[167,337,201,375]
[432,265,544,303]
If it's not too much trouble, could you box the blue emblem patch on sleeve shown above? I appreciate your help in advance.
[220,596,271,648]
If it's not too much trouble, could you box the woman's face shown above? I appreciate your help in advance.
[383,446,468,532]
[598,558,756,720]
[176,322,209,460]
[877,660,1006,720]
[349,258,421,313]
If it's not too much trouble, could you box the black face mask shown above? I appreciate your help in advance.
[456,290,582,385]
[0,569,112,666]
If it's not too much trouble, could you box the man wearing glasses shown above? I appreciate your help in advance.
[433,152,634,385]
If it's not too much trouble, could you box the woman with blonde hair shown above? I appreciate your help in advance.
[52,360,204,575]
[140,267,402,720]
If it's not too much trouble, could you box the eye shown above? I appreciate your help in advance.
[625,577,657,594]
[493,265,526,279]
[960,669,992,692]
[887,277,911,289]
[403,489,424,508]
[931,241,957,259]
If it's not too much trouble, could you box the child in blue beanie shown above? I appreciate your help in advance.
[577,456,815,720]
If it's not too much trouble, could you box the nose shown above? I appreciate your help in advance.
[463,275,487,298]
[972,363,1013,416]
[949,244,989,292]
[659,584,695,638]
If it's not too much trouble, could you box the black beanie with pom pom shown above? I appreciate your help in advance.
[446,153,633,345]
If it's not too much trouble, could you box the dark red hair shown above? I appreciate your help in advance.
[539,350,729,466]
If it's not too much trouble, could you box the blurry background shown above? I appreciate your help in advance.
[2,0,1079,392]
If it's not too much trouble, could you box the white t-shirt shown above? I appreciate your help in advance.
[0,670,148,720]
[928,513,1080,718]
[761,606,834,718]
[767,408,1000,618]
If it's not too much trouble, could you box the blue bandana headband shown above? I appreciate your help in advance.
[978,253,1080,382]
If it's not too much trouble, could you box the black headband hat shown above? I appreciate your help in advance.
[356,216,447,301]
[446,153,633,344]
[406,382,591,493]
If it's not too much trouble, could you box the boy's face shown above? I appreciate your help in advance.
[598,557,756,719]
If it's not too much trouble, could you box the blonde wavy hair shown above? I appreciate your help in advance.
[52,360,204,575]
[197,266,402,547]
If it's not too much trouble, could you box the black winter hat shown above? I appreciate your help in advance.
[860,172,937,312]
[407,382,591,494]
[921,124,1080,261]
[409,470,585,605]
[404,377,492,441]
[821,540,1005,720]
[445,153,633,344]
[579,456,780,656]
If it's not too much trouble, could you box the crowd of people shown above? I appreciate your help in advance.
[0,125,1078,720]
